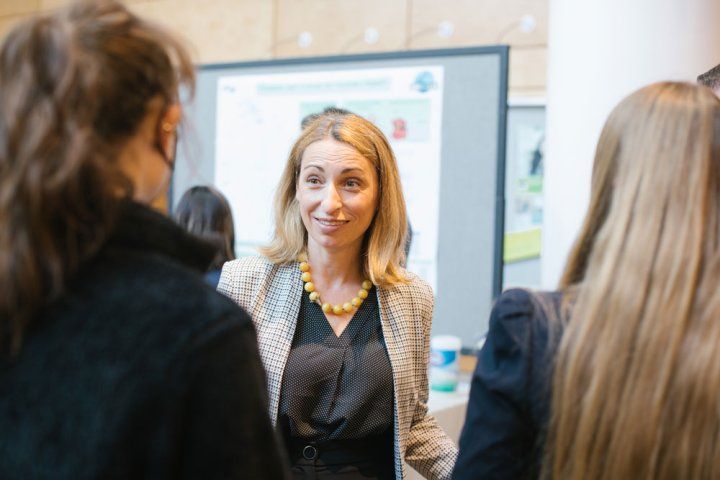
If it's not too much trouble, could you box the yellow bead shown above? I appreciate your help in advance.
[358,289,368,299]
[343,302,353,313]
[309,291,320,302]
[351,297,362,307]
[332,305,343,315]
[299,262,310,272]
[301,272,312,282]
[322,303,332,313]
[304,282,315,292]
[297,252,307,262]
[362,280,372,290]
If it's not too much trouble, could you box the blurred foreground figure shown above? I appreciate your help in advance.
[455,82,720,480]
[0,1,287,478]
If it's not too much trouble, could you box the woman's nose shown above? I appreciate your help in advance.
[321,184,342,213]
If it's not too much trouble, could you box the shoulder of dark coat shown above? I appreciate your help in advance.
[79,245,253,338]
[486,287,559,353]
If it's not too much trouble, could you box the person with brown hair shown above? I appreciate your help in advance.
[174,185,237,288]
[0,1,286,478]
[453,82,720,480]
[219,111,457,479]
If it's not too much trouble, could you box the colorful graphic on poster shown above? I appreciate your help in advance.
[504,124,544,263]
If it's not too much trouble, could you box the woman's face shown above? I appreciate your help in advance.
[296,138,379,254]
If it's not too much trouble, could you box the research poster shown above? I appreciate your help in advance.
[214,65,444,289]
[504,111,544,264]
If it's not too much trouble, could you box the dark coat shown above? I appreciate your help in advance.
[453,288,562,480]
[0,201,288,479]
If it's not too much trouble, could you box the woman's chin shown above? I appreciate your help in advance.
[308,234,358,253]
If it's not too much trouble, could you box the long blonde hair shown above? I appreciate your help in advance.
[544,82,720,479]
[260,112,408,287]
[558,115,619,290]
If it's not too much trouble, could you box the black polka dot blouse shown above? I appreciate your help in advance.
[278,286,394,442]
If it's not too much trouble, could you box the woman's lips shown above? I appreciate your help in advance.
[314,217,348,232]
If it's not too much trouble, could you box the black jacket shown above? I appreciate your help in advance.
[0,201,287,479]
[453,288,562,480]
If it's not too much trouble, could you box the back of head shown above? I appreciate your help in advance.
[174,186,236,270]
[0,0,194,353]
[698,63,720,93]
[300,106,354,130]
[545,82,720,479]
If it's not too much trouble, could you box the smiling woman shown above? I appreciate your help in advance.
[297,138,378,257]
[219,110,458,479]
[263,111,408,286]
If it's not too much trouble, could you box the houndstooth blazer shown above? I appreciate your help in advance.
[218,255,458,480]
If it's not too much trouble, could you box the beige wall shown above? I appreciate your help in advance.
[0,0,547,98]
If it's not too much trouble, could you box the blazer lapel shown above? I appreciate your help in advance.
[378,286,414,479]
[253,263,303,426]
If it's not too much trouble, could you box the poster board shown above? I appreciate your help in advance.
[175,46,508,348]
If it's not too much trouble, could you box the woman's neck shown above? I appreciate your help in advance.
[306,241,363,288]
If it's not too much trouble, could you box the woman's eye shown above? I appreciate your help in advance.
[345,179,360,188]
[306,176,321,184]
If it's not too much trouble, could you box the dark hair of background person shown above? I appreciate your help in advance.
[0,0,194,353]
[174,186,236,270]
[300,106,354,129]
[698,63,720,91]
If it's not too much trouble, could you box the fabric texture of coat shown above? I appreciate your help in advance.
[219,255,458,480]
[0,201,287,479]
[452,288,562,480]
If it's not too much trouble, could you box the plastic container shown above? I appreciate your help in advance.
[429,335,461,392]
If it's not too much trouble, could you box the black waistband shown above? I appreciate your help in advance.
[285,435,390,465]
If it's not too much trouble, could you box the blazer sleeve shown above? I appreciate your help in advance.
[217,256,274,312]
[452,288,549,480]
[217,259,253,309]
[403,279,459,480]
[179,310,289,479]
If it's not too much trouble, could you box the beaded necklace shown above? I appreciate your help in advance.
[298,258,372,315]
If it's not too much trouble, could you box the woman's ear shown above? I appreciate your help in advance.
[158,104,181,160]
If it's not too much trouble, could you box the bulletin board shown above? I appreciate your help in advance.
[174,46,508,348]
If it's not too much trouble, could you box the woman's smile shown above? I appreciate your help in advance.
[296,138,378,252]
[314,216,349,232]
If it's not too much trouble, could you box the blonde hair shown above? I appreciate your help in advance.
[544,82,720,479]
[558,115,619,290]
[260,112,408,287]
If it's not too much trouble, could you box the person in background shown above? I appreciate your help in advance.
[174,185,236,288]
[219,111,457,479]
[301,106,353,130]
[0,1,287,478]
[698,62,720,95]
[453,82,720,480]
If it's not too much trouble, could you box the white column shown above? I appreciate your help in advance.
[541,0,720,287]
